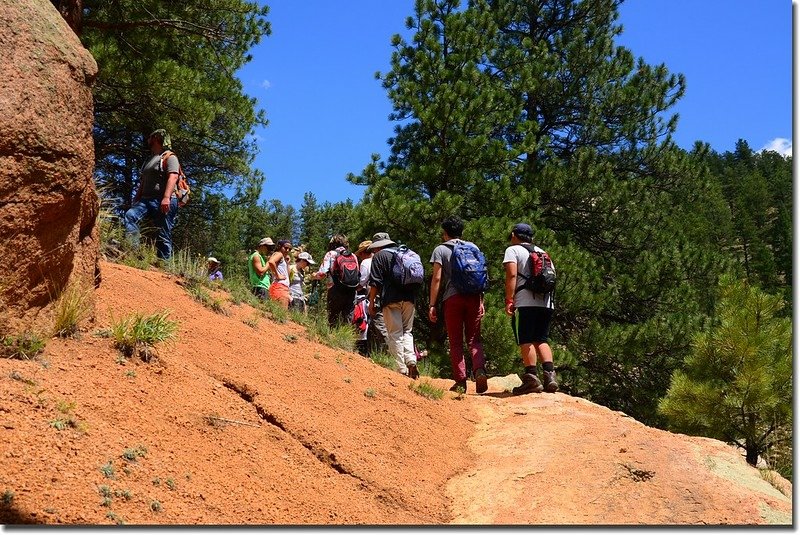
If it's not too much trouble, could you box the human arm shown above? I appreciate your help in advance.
[267,252,286,280]
[504,261,517,316]
[252,253,269,277]
[428,262,442,323]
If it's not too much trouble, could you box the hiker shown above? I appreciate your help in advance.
[207,257,223,281]
[249,237,274,300]
[268,239,293,309]
[503,223,558,395]
[367,232,422,379]
[124,129,180,260]
[429,216,489,393]
[313,235,359,327]
[289,251,315,313]
[353,240,373,356]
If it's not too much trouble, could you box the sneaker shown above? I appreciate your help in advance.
[407,363,420,380]
[449,380,467,393]
[474,368,488,394]
[511,373,543,396]
[542,370,559,393]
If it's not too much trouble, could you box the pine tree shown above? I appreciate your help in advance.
[351,0,728,423]
[659,275,792,466]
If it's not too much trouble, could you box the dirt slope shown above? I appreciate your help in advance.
[0,262,792,525]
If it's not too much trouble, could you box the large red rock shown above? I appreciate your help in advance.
[0,0,99,333]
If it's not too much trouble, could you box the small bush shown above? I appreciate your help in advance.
[0,333,46,360]
[304,313,356,351]
[2,490,14,505]
[260,299,288,324]
[185,280,228,315]
[100,461,116,479]
[364,388,376,398]
[111,310,178,362]
[283,333,298,343]
[121,445,147,462]
[150,500,162,513]
[52,280,92,337]
[409,381,445,400]
[369,350,396,372]
[164,249,205,282]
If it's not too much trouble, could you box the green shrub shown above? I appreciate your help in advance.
[0,333,46,360]
[164,249,205,282]
[409,380,444,400]
[369,349,396,372]
[111,310,178,362]
[303,311,356,351]
[185,280,228,315]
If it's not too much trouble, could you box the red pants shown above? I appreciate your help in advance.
[443,293,486,382]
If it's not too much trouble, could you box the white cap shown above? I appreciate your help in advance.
[297,251,316,264]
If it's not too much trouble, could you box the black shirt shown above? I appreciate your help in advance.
[368,248,420,305]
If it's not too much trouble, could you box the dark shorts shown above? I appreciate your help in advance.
[251,286,268,300]
[511,306,553,345]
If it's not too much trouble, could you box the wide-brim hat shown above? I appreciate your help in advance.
[355,240,373,255]
[367,232,396,251]
[297,251,316,265]
[207,257,220,265]
[258,237,274,247]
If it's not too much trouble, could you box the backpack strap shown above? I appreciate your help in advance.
[513,243,536,295]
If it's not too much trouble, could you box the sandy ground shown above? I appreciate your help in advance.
[0,262,791,525]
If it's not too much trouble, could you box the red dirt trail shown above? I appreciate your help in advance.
[0,262,791,525]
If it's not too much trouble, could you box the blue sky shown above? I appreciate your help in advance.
[236,1,792,209]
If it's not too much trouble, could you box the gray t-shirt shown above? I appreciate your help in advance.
[503,243,555,309]
[429,239,462,303]
[139,152,179,200]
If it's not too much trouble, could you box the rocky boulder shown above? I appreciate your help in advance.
[0,0,99,333]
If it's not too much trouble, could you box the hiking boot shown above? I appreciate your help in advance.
[449,380,467,393]
[511,373,543,396]
[474,368,488,394]
[542,370,559,393]
[407,363,420,380]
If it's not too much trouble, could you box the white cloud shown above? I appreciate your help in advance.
[759,138,792,157]
[260,79,272,90]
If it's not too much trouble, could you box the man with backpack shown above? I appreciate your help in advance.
[313,234,360,327]
[429,216,489,393]
[367,232,423,379]
[503,223,559,395]
[124,129,180,260]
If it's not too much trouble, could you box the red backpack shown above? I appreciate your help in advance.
[331,250,360,288]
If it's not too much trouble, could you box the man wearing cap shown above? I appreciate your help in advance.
[429,215,488,393]
[124,129,180,260]
[367,232,420,379]
[249,237,274,300]
[207,257,223,281]
[289,251,316,312]
[503,223,559,395]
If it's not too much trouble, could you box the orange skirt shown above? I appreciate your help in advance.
[269,282,290,309]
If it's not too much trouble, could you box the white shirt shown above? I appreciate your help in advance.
[503,243,555,309]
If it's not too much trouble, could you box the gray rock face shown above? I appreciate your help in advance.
[0,0,99,332]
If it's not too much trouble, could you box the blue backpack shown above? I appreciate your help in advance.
[392,245,425,286]
[449,241,489,294]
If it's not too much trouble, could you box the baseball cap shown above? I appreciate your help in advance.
[297,251,316,264]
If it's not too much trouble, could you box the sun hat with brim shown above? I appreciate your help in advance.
[258,237,274,247]
[297,251,316,265]
[207,257,220,264]
[367,232,396,251]
[355,240,373,255]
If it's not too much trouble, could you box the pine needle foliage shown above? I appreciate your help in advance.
[658,275,792,466]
